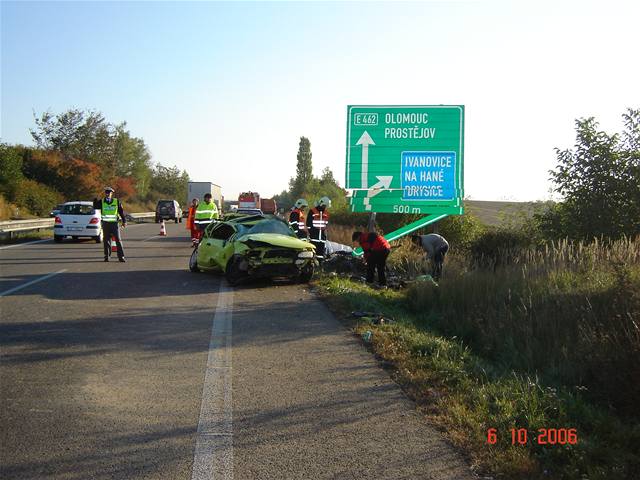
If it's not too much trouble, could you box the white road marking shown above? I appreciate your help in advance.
[0,239,51,250]
[191,282,234,480]
[141,235,161,242]
[0,269,67,297]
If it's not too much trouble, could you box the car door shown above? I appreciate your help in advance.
[197,223,237,271]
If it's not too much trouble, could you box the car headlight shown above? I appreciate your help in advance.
[297,250,314,258]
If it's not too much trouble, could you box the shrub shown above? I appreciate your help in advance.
[437,213,485,250]
[14,179,63,217]
[469,227,536,268]
[0,143,25,200]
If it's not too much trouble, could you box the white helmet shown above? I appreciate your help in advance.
[316,196,332,208]
[294,198,309,209]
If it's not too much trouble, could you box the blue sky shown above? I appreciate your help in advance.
[2,0,639,201]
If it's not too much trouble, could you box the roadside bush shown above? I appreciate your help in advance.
[469,227,537,268]
[0,143,25,200]
[0,194,23,220]
[14,179,63,217]
[436,213,485,250]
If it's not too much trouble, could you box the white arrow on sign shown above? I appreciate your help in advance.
[356,131,375,189]
[364,175,393,211]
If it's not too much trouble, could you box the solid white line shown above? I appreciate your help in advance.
[0,239,51,250]
[0,269,67,297]
[191,283,234,480]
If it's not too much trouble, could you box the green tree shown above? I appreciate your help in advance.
[545,108,640,239]
[30,109,115,168]
[150,164,189,203]
[0,143,25,200]
[290,136,313,198]
[320,166,336,185]
[30,109,154,199]
[113,126,152,197]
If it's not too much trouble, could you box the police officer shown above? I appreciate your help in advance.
[97,186,126,262]
[352,230,391,286]
[306,196,331,259]
[194,193,219,234]
[411,233,449,281]
[289,198,309,238]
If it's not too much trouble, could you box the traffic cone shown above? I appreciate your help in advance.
[111,235,117,253]
[159,220,167,236]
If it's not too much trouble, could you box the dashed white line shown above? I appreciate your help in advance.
[0,269,67,297]
[191,282,234,480]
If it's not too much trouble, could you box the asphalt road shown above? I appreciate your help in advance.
[0,222,475,479]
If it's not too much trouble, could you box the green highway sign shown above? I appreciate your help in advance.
[348,191,463,215]
[346,105,464,213]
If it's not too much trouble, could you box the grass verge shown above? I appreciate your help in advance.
[0,229,52,245]
[314,275,640,480]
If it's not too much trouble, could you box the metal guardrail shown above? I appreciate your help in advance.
[126,212,155,222]
[0,219,55,239]
[0,212,156,239]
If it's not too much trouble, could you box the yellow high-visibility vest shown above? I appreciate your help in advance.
[102,199,119,222]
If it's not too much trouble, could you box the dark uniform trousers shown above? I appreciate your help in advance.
[432,244,449,280]
[366,250,390,285]
[309,230,327,258]
[102,221,125,259]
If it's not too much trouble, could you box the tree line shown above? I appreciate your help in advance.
[0,109,189,217]
[273,136,348,212]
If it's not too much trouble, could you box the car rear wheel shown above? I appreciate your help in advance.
[54,235,63,243]
[189,248,200,272]
[299,264,314,283]
[72,236,78,240]
[95,232,103,243]
[225,255,246,286]
[174,217,179,224]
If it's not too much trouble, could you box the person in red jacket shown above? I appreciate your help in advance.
[352,230,391,286]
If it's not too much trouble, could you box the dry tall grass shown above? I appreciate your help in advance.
[328,224,357,246]
[392,236,640,415]
[0,195,28,220]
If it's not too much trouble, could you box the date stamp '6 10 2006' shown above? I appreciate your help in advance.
[487,428,578,446]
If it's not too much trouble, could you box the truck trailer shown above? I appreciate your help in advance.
[187,182,223,212]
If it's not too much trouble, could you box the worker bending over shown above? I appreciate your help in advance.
[411,233,449,281]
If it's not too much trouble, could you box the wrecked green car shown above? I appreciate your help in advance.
[189,215,316,285]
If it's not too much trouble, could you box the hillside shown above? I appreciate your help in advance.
[465,199,539,227]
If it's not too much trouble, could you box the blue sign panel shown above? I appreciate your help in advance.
[401,151,456,201]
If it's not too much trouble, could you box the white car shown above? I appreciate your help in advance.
[54,201,103,243]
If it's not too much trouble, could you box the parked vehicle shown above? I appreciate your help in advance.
[155,200,182,223]
[189,215,316,285]
[236,208,263,216]
[54,201,102,243]
[260,198,277,214]
[49,203,65,218]
[187,182,223,213]
[238,191,260,209]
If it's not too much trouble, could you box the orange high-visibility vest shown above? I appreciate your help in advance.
[309,208,329,230]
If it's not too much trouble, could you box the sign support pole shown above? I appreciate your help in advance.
[367,212,377,233]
